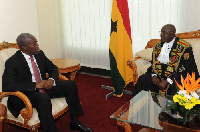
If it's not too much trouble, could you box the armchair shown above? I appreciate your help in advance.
[128,30,200,86]
[0,41,69,132]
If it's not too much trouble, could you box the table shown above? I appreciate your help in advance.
[50,58,80,80]
[110,91,200,132]
[0,103,7,132]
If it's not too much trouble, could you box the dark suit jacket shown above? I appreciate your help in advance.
[2,50,59,117]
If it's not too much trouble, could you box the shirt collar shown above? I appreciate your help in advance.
[21,51,33,60]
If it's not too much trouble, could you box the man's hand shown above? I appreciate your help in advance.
[152,76,160,86]
[44,79,54,90]
[36,79,54,90]
[36,80,47,89]
[158,80,169,91]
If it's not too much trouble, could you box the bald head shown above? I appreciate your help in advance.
[160,24,176,43]
[162,24,176,33]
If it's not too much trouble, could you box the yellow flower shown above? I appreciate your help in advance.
[185,103,194,110]
[182,96,187,102]
[178,101,184,106]
[173,94,179,102]
[195,100,200,105]
[190,97,196,103]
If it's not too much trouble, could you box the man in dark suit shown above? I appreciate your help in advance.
[132,24,199,96]
[2,33,92,132]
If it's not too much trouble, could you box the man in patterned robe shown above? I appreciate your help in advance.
[132,24,199,96]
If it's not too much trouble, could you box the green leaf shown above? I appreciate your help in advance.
[182,111,189,125]
[196,112,200,120]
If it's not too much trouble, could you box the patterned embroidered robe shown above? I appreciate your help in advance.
[133,37,199,96]
[149,37,198,80]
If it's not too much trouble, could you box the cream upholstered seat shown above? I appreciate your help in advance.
[0,41,69,132]
[127,30,200,86]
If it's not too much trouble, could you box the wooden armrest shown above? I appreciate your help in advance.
[127,57,140,69]
[46,73,68,81]
[134,57,141,61]
[0,91,33,125]
[127,58,139,86]
[58,74,68,81]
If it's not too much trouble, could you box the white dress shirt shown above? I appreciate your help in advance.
[157,37,175,64]
[21,51,55,85]
[21,51,41,82]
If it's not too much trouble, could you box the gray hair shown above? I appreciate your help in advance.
[16,33,35,49]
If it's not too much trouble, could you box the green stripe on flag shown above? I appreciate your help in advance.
[109,49,125,95]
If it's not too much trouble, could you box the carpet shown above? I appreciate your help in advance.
[2,73,145,132]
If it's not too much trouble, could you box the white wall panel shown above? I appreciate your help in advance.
[0,0,39,43]
[36,0,63,59]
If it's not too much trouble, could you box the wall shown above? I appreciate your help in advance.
[179,0,200,32]
[0,0,39,43]
[36,0,63,59]
[0,0,63,59]
[1,0,200,62]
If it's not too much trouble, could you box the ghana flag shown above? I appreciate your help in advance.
[109,0,133,97]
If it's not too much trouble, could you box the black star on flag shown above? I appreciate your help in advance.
[110,19,117,35]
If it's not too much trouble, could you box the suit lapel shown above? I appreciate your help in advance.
[34,52,43,71]
[16,51,32,77]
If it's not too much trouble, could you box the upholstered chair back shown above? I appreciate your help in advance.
[0,42,19,92]
[185,39,200,74]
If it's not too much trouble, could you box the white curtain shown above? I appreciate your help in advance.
[58,0,200,70]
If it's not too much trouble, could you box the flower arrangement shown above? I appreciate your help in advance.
[167,72,200,124]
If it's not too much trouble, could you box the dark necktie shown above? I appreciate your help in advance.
[30,56,46,93]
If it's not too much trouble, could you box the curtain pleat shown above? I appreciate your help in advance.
[58,0,199,70]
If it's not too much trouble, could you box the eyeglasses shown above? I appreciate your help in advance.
[159,31,175,35]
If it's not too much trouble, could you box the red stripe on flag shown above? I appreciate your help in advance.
[116,0,132,42]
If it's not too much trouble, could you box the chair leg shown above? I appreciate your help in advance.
[30,126,38,132]
[0,119,3,132]
[0,103,7,132]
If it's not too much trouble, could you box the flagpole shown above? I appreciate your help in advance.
[101,85,132,100]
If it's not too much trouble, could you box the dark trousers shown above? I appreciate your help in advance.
[16,80,83,132]
[132,73,177,96]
